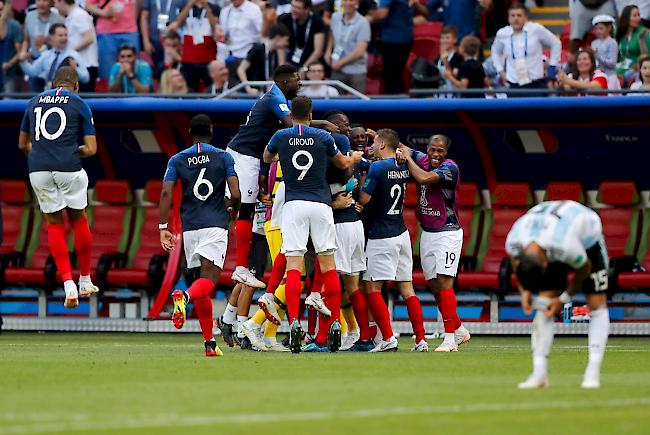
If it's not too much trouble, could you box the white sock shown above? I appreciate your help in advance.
[79,275,91,284]
[63,280,78,298]
[585,306,609,380]
[222,303,237,325]
[531,308,554,380]
[263,335,276,347]
[236,315,248,338]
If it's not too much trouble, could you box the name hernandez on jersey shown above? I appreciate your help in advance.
[362,158,409,240]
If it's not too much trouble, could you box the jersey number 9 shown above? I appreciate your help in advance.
[33,107,67,141]
[292,150,314,181]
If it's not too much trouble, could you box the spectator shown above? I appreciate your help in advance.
[171,0,218,91]
[278,0,325,73]
[568,0,616,59]
[273,0,292,15]
[442,35,487,98]
[324,0,376,25]
[218,0,262,66]
[108,43,152,93]
[159,67,189,93]
[372,0,414,94]
[54,0,98,92]
[590,14,620,92]
[301,61,340,97]
[237,22,290,94]
[421,0,486,41]
[628,55,650,94]
[156,29,182,75]
[435,25,463,93]
[325,0,370,93]
[22,0,64,92]
[615,1,650,27]
[491,3,561,97]
[616,4,650,84]
[0,0,23,94]
[19,23,88,89]
[206,59,230,94]
[556,47,609,95]
[140,0,184,68]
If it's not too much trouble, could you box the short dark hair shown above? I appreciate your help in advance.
[190,114,213,139]
[164,30,181,41]
[429,134,451,149]
[273,64,298,82]
[350,123,364,130]
[508,2,528,15]
[119,44,137,55]
[269,23,290,39]
[49,23,66,36]
[323,109,346,123]
[460,35,481,57]
[377,128,400,150]
[293,0,312,9]
[63,0,76,5]
[515,253,546,292]
[291,96,312,121]
[54,66,79,87]
[441,25,457,38]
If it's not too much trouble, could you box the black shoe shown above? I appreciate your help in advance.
[239,336,253,350]
[217,317,238,347]
[204,340,222,357]
[327,320,342,353]
[281,335,290,348]
[289,319,304,354]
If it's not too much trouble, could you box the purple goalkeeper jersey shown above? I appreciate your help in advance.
[413,151,461,233]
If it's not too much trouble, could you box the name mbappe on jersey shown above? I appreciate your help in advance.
[362,158,409,239]
[267,124,339,206]
[163,143,236,232]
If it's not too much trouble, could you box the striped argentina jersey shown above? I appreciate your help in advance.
[505,200,604,269]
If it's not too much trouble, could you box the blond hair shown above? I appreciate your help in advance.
[159,69,188,94]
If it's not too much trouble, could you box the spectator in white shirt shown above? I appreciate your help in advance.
[301,61,339,97]
[54,0,98,91]
[491,3,561,97]
[218,0,262,60]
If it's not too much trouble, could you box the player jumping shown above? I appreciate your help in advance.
[159,114,241,357]
[263,96,363,353]
[506,200,610,389]
[18,66,99,309]
[400,135,470,352]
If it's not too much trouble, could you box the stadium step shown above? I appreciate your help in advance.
[530,5,570,36]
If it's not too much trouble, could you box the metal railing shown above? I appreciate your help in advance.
[214,80,370,100]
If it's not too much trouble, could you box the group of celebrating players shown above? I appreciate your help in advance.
[19,63,610,389]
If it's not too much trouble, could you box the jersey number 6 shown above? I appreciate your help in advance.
[292,150,314,181]
[33,107,67,141]
[193,168,214,201]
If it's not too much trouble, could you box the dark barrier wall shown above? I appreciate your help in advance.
[2,96,649,190]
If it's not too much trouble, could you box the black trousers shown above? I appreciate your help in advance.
[79,67,99,93]
[507,79,549,98]
[181,62,211,92]
[380,41,412,95]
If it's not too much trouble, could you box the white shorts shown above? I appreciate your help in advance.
[225,147,260,204]
[281,200,337,256]
[29,169,89,214]
[420,229,463,280]
[270,182,285,229]
[183,227,229,269]
[363,230,413,282]
[335,221,366,275]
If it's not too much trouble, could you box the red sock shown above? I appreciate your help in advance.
[315,314,328,344]
[311,258,323,293]
[235,220,253,268]
[319,269,342,341]
[47,223,72,281]
[307,308,317,335]
[266,252,286,294]
[369,323,378,341]
[367,291,393,340]
[405,295,425,343]
[187,277,214,301]
[285,269,302,323]
[438,289,459,333]
[350,289,371,341]
[72,216,92,277]
[193,296,214,341]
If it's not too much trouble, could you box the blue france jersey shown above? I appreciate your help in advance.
[163,143,236,232]
[227,84,291,159]
[267,125,339,206]
[362,158,409,239]
[20,87,95,173]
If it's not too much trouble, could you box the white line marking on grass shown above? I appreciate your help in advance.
[1,397,649,434]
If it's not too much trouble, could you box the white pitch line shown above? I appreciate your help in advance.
[1,397,649,434]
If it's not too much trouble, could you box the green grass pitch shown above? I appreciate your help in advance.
[1,333,649,435]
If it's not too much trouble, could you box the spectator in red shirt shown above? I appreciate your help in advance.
[86,0,140,81]
[170,0,218,91]
[556,48,609,96]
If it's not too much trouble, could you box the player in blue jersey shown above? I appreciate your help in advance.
[359,129,428,353]
[18,66,98,309]
[263,96,363,353]
[506,201,610,389]
[159,114,241,357]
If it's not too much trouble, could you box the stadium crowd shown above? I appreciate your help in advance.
[2,0,650,96]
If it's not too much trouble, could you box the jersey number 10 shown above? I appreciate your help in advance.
[33,107,67,141]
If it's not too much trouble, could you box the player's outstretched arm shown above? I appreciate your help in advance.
[78,135,97,158]
[18,131,32,155]
[331,150,363,170]
[311,120,339,133]
[226,175,241,222]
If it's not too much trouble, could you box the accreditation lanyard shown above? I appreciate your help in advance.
[156,0,173,15]
[293,14,313,49]
[510,30,528,60]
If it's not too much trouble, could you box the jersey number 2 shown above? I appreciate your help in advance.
[388,183,406,215]
[193,168,214,201]
[33,107,67,141]
[292,150,314,181]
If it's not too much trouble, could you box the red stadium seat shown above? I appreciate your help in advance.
[597,181,640,259]
[101,181,168,292]
[618,209,650,289]
[414,21,443,40]
[0,181,33,286]
[456,182,533,289]
[404,181,419,208]
[458,181,482,258]
[544,181,585,202]
[411,38,439,62]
